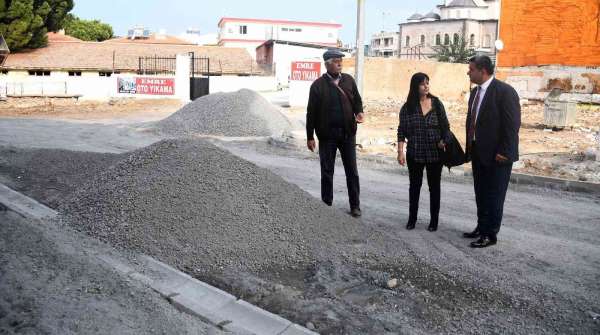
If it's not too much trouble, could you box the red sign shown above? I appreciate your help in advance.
[135,77,175,95]
[291,61,321,81]
[118,77,175,95]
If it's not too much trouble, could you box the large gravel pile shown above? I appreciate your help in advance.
[58,138,363,273]
[156,89,291,137]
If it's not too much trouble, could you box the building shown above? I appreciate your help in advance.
[369,31,399,57]
[398,0,499,60]
[217,17,341,57]
[0,31,276,100]
[106,26,195,46]
[256,40,350,88]
[495,0,600,103]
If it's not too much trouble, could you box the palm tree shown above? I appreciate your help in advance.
[431,34,476,63]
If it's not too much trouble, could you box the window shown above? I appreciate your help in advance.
[295,28,302,32]
[282,27,289,31]
[420,35,425,45]
[470,34,475,46]
[405,36,410,47]
[453,33,459,45]
[0,70,8,75]
[435,34,441,45]
[28,70,50,76]
[99,71,112,77]
[68,71,82,76]
[444,34,450,45]
[484,34,491,48]
[239,25,247,34]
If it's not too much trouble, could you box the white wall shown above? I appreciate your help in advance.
[209,76,277,94]
[4,74,182,101]
[272,43,351,88]
[288,58,327,107]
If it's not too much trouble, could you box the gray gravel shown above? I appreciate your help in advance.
[0,210,221,335]
[57,138,365,275]
[0,146,120,209]
[155,89,292,137]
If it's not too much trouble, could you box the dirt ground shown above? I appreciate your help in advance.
[0,97,182,123]
[287,99,600,183]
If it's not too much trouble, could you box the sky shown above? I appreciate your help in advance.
[71,0,441,45]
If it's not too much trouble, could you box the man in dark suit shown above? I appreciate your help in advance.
[463,55,521,248]
[306,50,365,217]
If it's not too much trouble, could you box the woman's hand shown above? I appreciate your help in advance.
[397,152,406,166]
[437,140,446,150]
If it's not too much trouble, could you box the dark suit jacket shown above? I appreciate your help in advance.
[465,78,521,166]
[306,73,363,141]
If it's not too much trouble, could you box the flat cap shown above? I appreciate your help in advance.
[323,49,345,61]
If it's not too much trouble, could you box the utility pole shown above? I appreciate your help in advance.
[355,0,365,97]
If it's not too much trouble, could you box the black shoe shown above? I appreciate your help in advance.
[323,200,332,206]
[350,208,362,217]
[427,224,438,232]
[463,229,481,238]
[406,221,416,230]
[469,236,497,248]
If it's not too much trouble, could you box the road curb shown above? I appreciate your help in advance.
[0,183,318,335]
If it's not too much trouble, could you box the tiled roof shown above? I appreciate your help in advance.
[2,38,262,75]
[47,32,82,42]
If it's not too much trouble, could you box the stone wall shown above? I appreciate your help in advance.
[344,57,470,102]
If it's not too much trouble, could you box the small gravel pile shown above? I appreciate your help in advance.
[58,138,363,273]
[156,89,291,137]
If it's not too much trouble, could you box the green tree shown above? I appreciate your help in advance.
[0,0,74,51]
[431,34,476,64]
[64,14,113,41]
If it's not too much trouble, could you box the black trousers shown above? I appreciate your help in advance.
[318,128,360,210]
[407,157,443,225]
[471,144,513,238]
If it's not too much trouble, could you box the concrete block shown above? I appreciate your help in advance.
[280,324,320,335]
[218,300,292,335]
[0,183,57,219]
[95,253,134,275]
[169,278,236,324]
[137,255,191,297]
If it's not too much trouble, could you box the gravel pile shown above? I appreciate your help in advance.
[156,89,291,137]
[58,138,363,273]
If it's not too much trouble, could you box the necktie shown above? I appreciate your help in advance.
[467,87,481,146]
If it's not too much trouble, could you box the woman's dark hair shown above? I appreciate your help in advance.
[405,72,434,111]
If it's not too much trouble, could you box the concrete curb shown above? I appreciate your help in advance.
[0,183,318,335]
[356,153,600,195]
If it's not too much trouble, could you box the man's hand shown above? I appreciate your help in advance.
[356,113,365,124]
[397,152,406,166]
[307,139,316,152]
[495,153,508,163]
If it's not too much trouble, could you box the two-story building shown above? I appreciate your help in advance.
[217,17,341,58]
[369,31,399,57]
[398,0,499,60]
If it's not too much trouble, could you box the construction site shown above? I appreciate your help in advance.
[0,88,599,334]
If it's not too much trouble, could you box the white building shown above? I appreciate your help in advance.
[369,31,400,57]
[398,0,499,60]
[256,40,351,89]
[217,17,341,58]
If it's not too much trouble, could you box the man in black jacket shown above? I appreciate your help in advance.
[463,55,521,248]
[306,50,365,217]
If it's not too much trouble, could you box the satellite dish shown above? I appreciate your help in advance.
[495,39,504,51]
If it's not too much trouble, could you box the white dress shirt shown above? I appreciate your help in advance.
[473,76,494,123]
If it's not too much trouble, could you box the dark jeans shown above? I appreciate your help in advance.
[407,157,443,226]
[471,145,513,239]
[318,128,360,209]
